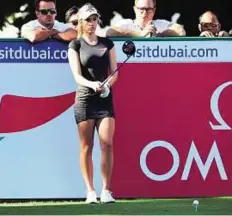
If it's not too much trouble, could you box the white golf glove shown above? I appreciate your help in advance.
[100,83,110,98]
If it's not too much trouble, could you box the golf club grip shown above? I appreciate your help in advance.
[100,55,132,87]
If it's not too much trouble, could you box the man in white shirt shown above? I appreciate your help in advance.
[21,0,77,43]
[106,0,186,37]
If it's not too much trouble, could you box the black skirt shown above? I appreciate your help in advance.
[74,88,115,124]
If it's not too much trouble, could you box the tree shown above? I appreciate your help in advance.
[1,0,232,36]
[0,0,116,32]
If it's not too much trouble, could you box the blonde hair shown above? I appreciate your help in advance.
[77,19,84,38]
[77,7,102,38]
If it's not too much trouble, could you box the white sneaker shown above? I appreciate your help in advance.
[85,190,98,204]
[100,190,115,203]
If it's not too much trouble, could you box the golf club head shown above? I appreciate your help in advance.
[122,40,136,56]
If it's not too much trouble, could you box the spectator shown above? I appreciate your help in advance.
[199,11,229,37]
[229,29,232,36]
[106,0,186,37]
[65,6,79,30]
[21,0,77,43]
[65,5,104,36]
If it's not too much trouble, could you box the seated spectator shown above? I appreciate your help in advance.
[229,29,232,36]
[106,0,186,37]
[198,11,229,37]
[65,6,79,30]
[21,0,77,43]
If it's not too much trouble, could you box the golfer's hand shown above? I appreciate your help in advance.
[90,81,102,92]
[100,83,110,98]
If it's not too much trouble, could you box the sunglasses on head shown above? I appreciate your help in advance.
[39,8,57,15]
[70,20,78,26]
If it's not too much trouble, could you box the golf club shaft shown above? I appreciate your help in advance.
[100,55,132,87]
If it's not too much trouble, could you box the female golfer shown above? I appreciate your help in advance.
[68,3,118,204]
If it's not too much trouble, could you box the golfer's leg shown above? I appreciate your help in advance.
[96,117,115,191]
[78,119,95,192]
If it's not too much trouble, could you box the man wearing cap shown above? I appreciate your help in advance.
[21,0,77,43]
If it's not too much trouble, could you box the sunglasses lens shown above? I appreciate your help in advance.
[39,9,56,15]
[201,23,218,28]
[40,9,48,15]
[49,9,56,14]
[72,21,78,26]
[136,6,154,12]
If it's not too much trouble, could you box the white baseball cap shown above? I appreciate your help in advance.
[78,3,100,20]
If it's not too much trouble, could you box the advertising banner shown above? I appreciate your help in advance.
[112,62,232,197]
[0,39,231,198]
[0,41,95,198]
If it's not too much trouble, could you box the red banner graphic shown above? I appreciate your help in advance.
[112,63,232,198]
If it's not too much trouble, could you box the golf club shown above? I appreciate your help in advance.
[99,40,136,88]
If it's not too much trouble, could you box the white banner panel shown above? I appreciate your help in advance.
[0,39,232,198]
[115,40,232,63]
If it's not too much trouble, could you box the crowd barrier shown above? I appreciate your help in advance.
[0,38,232,198]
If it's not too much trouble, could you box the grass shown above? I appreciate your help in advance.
[0,198,232,215]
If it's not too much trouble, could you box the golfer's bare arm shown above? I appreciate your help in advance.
[107,47,118,87]
[68,48,93,88]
